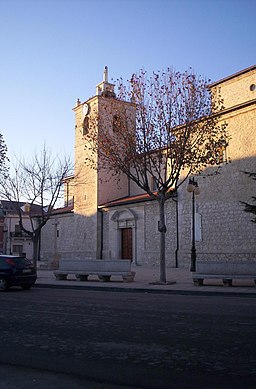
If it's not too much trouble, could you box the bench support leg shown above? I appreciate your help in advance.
[122,272,135,282]
[223,279,232,287]
[76,275,88,281]
[98,275,111,282]
[55,274,68,281]
[193,279,203,286]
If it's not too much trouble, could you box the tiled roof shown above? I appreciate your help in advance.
[51,204,74,215]
[0,200,42,215]
[99,192,158,208]
[0,200,74,217]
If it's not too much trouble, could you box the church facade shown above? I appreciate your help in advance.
[40,65,256,269]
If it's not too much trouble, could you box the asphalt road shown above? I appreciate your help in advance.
[0,287,256,388]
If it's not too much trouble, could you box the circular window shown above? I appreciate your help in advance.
[249,84,256,91]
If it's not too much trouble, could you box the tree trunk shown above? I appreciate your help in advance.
[32,233,40,270]
[158,198,167,283]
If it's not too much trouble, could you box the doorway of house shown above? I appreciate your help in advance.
[121,228,133,260]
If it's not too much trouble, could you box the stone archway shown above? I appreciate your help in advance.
[121,227,133,260]
[111,208,138,263]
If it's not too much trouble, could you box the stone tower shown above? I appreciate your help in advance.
[72,67,136,258]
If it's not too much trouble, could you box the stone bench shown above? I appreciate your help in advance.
[192,261,256,286]
[54,259,135,282]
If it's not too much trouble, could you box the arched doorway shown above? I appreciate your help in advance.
[111,208,138,263]
[121,227,133,260]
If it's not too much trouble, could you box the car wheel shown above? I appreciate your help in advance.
[0,277,8,291]
[21,284,33,290]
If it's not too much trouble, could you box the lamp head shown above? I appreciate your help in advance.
[187,178,195,192]
[187,177,200,194]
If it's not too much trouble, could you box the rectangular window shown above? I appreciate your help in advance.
[14,224,22,237]
[12,244,23,253]
[65,196,74,207]
[151,177,158,191]
[15,224,21,233]
[216,145,227,164]
[190,211,202,242]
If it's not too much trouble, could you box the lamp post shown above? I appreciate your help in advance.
[187,177,200,272]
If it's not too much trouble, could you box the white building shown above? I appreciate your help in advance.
[0,201,40,260]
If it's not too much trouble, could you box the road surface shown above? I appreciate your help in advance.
[0,287,255,388]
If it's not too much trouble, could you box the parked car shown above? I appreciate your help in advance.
[0,255,37,291]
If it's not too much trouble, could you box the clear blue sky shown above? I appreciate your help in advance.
[0,0,255,162]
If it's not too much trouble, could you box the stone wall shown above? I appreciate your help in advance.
[177,68,256,266]
[97,97,136,205]
[40,211,99,268]
[211,66,256,110]
[103,198,177,267]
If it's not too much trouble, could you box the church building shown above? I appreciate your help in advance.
[41,65,256,269]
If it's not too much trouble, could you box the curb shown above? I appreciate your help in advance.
[34,283,256,298]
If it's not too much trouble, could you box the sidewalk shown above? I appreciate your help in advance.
[36,264,256,296]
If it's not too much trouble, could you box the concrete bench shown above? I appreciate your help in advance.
[54,259,135,282]
[192,261,256,286]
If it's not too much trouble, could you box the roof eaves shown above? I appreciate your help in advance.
[209,64,256,88]
[51,205,74,215]
[99,193,156,209]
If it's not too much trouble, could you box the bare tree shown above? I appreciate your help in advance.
[0,145,73,267]
[86,68,229,283]
[241,172,256,223]
[0,133,8,177]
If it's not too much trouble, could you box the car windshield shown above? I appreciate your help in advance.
[13,258,33,268]
[0,257,33,268]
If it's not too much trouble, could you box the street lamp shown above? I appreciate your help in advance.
[187,177,200,272]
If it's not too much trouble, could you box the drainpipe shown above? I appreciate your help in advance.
[172,195,179,268]
[38,225,41,261]
[9,216,12,254]
[98,208,104,259]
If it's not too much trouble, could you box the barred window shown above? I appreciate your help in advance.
[113,114,121,132]
[13,244,23,253]
[216,145,227,164]
[15,224,21,233]
[151,176,158,191]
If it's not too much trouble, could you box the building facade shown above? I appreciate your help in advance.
[0,201,38,259]
[40,65,256,269]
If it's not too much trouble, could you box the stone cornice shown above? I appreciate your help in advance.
[217,98,256,118]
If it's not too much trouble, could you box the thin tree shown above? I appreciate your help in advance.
[0,133,8,177]
[0,145,73,268]
[85,68,229,283]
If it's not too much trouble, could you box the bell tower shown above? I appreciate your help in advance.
[73,67,136,213]
[96,66,116,98]
[72,67,136,258]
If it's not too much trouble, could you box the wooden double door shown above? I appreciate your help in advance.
[121,228,133,260]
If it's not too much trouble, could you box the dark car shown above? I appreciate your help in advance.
[0,255,37,291]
